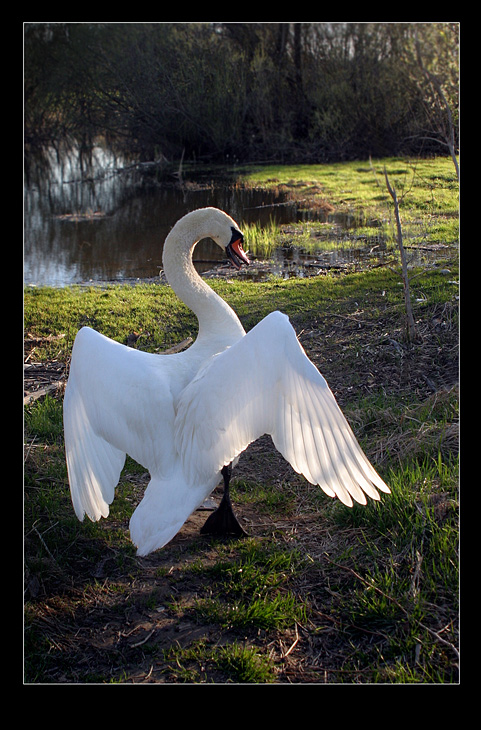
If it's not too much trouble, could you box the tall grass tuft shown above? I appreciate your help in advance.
[242,218,280,259]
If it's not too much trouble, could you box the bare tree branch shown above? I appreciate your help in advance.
[383,167,418,343]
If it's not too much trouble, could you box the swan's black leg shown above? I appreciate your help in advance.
[200,463,247,538]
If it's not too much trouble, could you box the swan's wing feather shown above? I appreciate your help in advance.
[63,377,126,520]
[175,311,389,505]
[64,327,177,521]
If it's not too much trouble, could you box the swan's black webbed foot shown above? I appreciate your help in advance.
[200,463,247,538]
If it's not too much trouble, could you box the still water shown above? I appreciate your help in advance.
[24,144,320,287]
[26,144,443,287]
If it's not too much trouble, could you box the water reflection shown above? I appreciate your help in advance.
[24,144,449,287]
[24,144,307,286]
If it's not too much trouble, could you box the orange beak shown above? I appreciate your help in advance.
[226,237,250,269]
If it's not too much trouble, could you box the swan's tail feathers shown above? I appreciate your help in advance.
[63,381,126,522]
[129,471,213,556]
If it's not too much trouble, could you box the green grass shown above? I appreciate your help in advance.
[163,639,276,683]
[241,218,281,259]
[317,426,458,684]
[187,539,308,631]
[241,157,458,217]
[239,156,459,257]
[231,478,296,515]
[25,384,458,683]
[24,282,196,359]
[24,157,458,684]
[24,262,458,360]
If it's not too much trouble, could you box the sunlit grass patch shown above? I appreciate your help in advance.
[242,218,281,259]
[184,539,308,631]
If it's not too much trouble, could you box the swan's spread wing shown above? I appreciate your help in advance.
[64,327,177,521]
[175,311,389,507]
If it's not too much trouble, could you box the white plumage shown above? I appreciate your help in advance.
[63,207,389,556]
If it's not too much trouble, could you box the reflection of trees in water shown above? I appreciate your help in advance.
[24,144,300,286]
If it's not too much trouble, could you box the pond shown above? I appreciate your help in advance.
[23,144,447,287]
[24,145,300,286]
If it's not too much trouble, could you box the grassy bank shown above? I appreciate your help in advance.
[24,157,458,684]
[241,157,458,213]
[239,156,458,260]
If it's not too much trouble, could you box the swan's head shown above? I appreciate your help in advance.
[206,209,250,270]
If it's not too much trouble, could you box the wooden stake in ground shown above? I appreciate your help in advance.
[383,168,418,343]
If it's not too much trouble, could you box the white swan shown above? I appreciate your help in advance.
[63,207,390,556]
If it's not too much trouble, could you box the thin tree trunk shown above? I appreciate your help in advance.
[384,168,418,343]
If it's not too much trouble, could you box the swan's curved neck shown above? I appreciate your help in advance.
[162,211,245,347]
